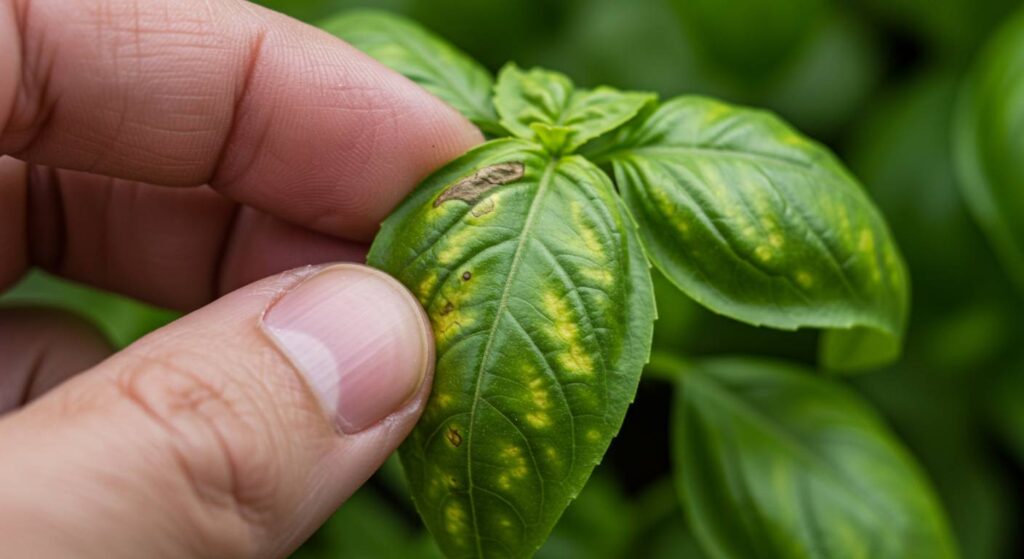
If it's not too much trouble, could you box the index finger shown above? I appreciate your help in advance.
[0,0,481,240]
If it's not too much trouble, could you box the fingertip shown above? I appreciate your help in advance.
[260,263,434,435]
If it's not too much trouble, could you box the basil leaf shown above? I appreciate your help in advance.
[493,64,654,153]
[595,96,908,371]
[367,139,655,558]
[954,11,1024,294]
[319,10,502,134]
[672,357,958,559]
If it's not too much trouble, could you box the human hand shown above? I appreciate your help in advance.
[0,0,481,556]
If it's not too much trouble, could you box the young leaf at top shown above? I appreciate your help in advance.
[671,357,958,559]
[320,10,502,134]
[954,11,1024,294]
[367,139,655,558]
[591,97,909,371]
[493,64,655,154]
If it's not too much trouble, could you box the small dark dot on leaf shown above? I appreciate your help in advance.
[446,427,463,447]
[462,271,472,281]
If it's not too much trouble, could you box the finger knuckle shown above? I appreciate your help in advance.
[112,352,287,550]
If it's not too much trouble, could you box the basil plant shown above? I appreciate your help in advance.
[320,10,914,559]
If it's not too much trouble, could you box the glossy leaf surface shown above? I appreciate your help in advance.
[954,12,1024,293]
[367,139,655,558]
[595,96,908,371]
[493,64,653,153]
[672,357,958,559]
[320,10,501,133]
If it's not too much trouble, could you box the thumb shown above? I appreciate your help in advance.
[0,264,434,558]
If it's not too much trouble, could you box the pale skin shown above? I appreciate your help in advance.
[0,0,482,556]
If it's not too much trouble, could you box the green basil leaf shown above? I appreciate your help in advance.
[595,96,908,371]
[672,357,958,559]
[367,138,655,558]
[493,64,654,153]
[954,11,1024,294]
[319,11,502,134]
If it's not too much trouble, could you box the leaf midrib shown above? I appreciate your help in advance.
[464,156,558,556]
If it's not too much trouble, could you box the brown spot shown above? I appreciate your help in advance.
[462,271,472,281]
[433,162,525,208]
[446,427,463,447]
[441,301,455,315]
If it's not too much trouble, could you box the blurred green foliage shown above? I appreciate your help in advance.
[4,0,1023,557]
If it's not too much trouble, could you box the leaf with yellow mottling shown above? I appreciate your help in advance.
[592,96,909,372]
[368,139,654,558]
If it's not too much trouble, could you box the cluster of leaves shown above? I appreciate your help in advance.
[315,9,933,558]
[6,1,1023,558]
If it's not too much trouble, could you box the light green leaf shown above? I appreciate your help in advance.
[368,139,655,558]
[319,10,502,134]
[493,64,654,154]
[594,96,908,371]
[672,357,958,559]
[954,10,1024,295]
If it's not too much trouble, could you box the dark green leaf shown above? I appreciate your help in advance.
[292,488,420,559]
[672,357,958,559]
[368,139,655,558]
[595,96,908,371]
[319,10,502,133]
[954,10,1024,294]
[493,64,654,153]
[667,0,826,84]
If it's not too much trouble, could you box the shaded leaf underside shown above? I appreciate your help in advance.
[674,358,958,559]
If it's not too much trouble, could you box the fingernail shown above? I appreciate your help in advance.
[261,264,432,434]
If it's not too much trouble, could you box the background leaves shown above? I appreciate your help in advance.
[954,10,1024,295]
[320,10,502,133]
[672,357,958,559]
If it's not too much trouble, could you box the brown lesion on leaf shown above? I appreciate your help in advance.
[446,426,463,447]
[433,161,525,208]
[441,301,455,315]
[462,271,472,281]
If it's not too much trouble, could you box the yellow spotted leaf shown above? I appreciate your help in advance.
[592,96,909,372]
[367,139,655,558]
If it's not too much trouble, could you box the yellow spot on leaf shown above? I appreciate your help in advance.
[437,392,454,408]
[581,267,614,287]
[571,202,606,259]
[445,503,466,535]
[795,271,814,288]
[542,291,594,377]
[417,273,439,304]
[754,245,773,263]
[436,226,476,265]
[526,412,551,428]
[586,429,601,442]
[858,229,875,255]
